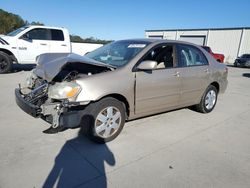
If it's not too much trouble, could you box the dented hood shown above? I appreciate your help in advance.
[33,53,114,82]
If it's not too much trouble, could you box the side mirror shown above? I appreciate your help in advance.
[20,33,30,40]
[137,60,157,70]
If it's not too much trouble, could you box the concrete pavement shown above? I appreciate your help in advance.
[0,66,250,188]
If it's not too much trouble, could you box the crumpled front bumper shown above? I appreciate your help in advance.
[15,88,41,117]
[15,88,85,128]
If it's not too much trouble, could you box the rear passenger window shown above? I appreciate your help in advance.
[51,29,64,41]
[177,45,208,67]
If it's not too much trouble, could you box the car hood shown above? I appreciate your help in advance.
[34,53,115,82]
[0,35,11,45]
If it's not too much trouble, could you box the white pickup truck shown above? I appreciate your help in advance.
[0,25,102,73]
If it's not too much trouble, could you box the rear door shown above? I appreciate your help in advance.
[49,29,71,53]
[176,44,210,106]
[135,44,181,115]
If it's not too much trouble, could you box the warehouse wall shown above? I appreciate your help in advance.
[146,28,250,64]
[146,31,164,38]
[163,31,176,40]
[239,29,250,55]
[176,30,208,39]
[207,30,242,63]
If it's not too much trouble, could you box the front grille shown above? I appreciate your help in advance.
[24,83,48,106]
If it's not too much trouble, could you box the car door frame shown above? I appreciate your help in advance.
[49,29,71,53]
[175,44,211,106]
[17,28,51,63]
[132,42,183,116]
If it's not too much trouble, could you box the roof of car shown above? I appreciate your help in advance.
[27,25,65,30]
[118,38,201,47]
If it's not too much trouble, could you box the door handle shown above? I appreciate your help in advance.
[40,43,47,46]
[61,44,67,46]
[204,69,209,73]
[173,71,180,77]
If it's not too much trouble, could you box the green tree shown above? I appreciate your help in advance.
[0,8,112,44]
[29,21,44,26]
[70,35,112,44]
[0,9,25,34]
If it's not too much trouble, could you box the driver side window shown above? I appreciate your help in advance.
[142,44,174,69]
[24,28,51,40]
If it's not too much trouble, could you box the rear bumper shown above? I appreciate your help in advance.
[15,88,41,117]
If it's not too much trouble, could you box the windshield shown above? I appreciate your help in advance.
[6,26,29,36]
[85,40,150,67]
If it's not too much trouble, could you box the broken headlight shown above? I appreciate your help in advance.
[25,70,37,89]
[48,82,81,100]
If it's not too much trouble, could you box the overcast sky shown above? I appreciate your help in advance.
[1,0,250,40]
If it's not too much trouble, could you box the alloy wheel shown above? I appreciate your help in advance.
[94,106,122,138]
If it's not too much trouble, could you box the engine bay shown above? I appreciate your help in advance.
[52,62,113,82]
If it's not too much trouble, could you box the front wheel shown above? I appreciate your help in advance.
[0,52,12,74]
[195,85,218,113]
[81,97,126,143]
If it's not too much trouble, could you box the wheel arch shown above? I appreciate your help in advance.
[99,93,130,119]
[210,81,220,93]
[0,48,18,62]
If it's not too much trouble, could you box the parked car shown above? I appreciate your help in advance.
[0,25,102,73]
[201,46,225,63]
[15,39,228,143]
[234,54,250,67]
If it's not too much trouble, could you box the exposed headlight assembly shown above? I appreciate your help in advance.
[25,70,37,89]
[48,82,81,100]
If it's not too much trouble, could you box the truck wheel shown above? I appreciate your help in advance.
[0,52,12,73]
[81,97,126,143]
[195,85,218,113]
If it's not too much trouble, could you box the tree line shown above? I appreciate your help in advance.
[0,9,111,44]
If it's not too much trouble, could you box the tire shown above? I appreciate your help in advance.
[195,85,218,113]
[81,97,126,143]
[0,51,12,73]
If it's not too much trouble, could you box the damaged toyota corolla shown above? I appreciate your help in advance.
[15,39,228,143]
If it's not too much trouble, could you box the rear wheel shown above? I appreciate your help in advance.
[0,52,12,73]
[195,85,218,113]
[81,97,126,143]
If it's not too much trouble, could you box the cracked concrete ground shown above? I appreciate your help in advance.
[0,66,250,188]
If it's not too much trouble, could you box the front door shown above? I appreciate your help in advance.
[135,44,181,115]
[17,28,50,63]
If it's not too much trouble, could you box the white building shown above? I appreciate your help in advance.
[145,27,250,64]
